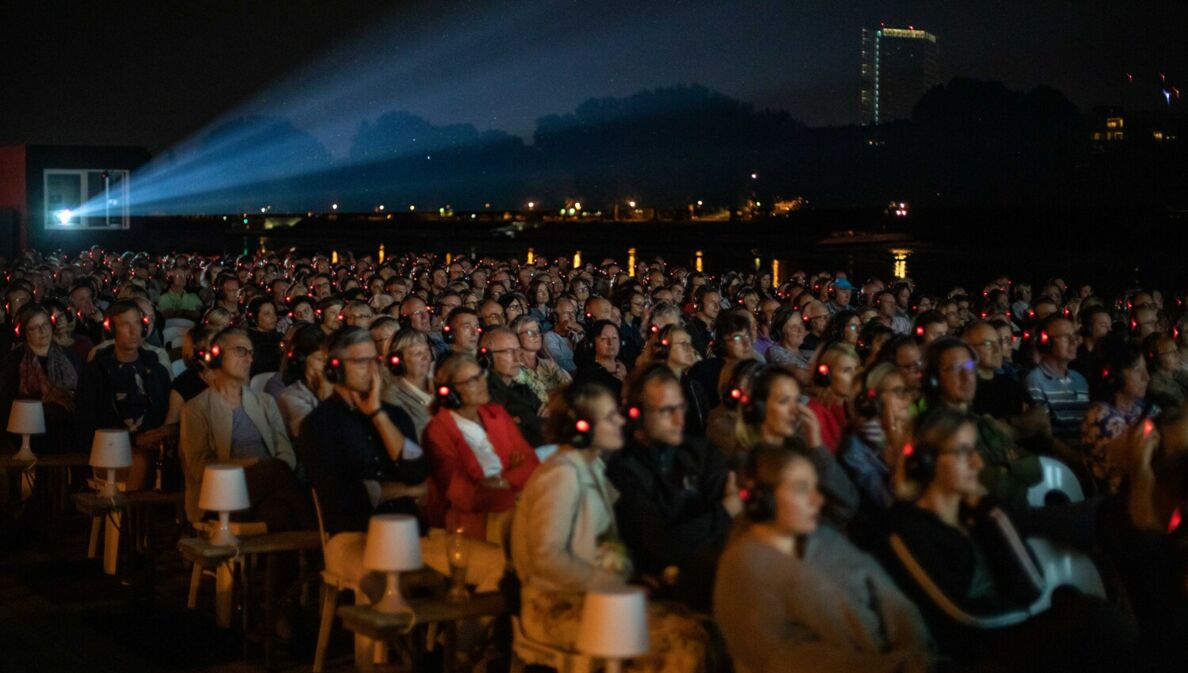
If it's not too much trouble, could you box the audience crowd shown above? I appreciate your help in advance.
[3,245,1188,672]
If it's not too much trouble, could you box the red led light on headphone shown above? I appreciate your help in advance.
[738,488,751,502]
[438,386,451,397]
[817,364,830,375]
[628,406,641,420]
[389,355,401,365]
[1169,507,1182,533]
[575,420,590,433]
[902,443,915,457]
[730,388,743,400]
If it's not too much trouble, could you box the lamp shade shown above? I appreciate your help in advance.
[198,465,251,512]
[576,587,650,659]
[89,429,132,469]
[362,514,423,572]
[7,399,46,435]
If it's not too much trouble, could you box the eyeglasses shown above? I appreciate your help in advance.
[971,339,999,351]
[879,385,910,398]
[728,333,752,343]
[225,345,255,359]
[453,369,488,387]
[518,329,541,338]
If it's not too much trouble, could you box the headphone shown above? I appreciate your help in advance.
[203,327,234,370]
[813,362,832,388]
[654,324,679,360]
[103,307,152,339]
[386,351,406,376]
[853,386,882,420]
[922,337,978,396]
[1036,328,1053,353]
[742,366,792,427]
[476,346,492,370]
[740,478,776,522]
[11,305,56,341]
[436,382,463,409]
[569,417,594,449]
[323,353,346,384]
[902,441,937,484]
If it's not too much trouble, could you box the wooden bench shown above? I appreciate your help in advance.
[338,591,507,673]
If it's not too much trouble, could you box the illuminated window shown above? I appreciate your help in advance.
[43,169,131,230]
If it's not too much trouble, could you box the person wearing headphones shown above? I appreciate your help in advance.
[705,358,764,462]
[1082,340,1157,493]
[443,306,483,356]
[243,296,282,378]
[315,296,345,336]
[1025,314,1091,445]
[179,327,308,530]
[0,304,82,455]
[806,341,862,453]
[480,326,545,447]
[421,352,539,541]
[380,328,436,440]
[714,443,932,673]
[883,407,1137,671]
[1142,331,1188,409]
[275,323,333,440]
[651,324,711,438]
[76,300,174,490]
[686,285,721,358]
[605,364,738,611]
[837,362,914,521]
[158,266,203,323]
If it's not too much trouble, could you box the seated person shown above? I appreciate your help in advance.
[1082,340,1158,493]
[76,300,174,490]
[837,363,913,522]
[276,323,333,440]
[883,407,1136,671]
[735,366,860,529]
[714,443,933,673]
[511,382,717,673]
[0,304,82,455]
[606,365,740,611]
[297,327,503,659]
[380,328,436,440]
[180,328,310,531]
[422,352,540,541]
[480,327,544,446]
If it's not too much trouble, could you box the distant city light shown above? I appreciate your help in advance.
[527,201,535,210]
[750,173,758,180]
[696,200,703,206]
[574,202,582,211]
[627,200,636,208]
[378,204,385,211]
[409,205,416,211]
[331,203,339,210]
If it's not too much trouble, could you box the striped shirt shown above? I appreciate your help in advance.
[1025,363,1089,442]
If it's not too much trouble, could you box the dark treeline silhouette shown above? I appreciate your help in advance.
[170,80,1185,215]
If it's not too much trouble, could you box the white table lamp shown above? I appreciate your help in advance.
[198,465,251,546]
[89,429,132,497]
[362,514,423,614]
[576,587,651,673]
[8,399,46,461]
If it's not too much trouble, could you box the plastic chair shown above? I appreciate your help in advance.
[171,359,188,378]
[312,488,358,673]
[250,372,275,395]
[1025,536,1107,613]
[162,326,188,349]
[1027,456,1085,507]
[164,318,196,330]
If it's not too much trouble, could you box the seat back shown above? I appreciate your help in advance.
[164,318,196,330]
[511,615,589,673]
[250,372,275,394]
[1025,536,1107,613]
[1027,456,1085,507]
[310,487,330,553]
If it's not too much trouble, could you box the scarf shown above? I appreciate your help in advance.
[19,344,79,412]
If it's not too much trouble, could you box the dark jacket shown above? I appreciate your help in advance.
[75,344,171,448]
[297,395,426,535]
[248,329,283,378]
[605,435,732,611]
[487,374,544,447]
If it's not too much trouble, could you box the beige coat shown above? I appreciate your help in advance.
[180,385,295,523]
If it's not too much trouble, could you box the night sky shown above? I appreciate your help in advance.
[2,1,1183,157]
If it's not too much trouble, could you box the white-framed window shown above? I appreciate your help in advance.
[43,169,131,230]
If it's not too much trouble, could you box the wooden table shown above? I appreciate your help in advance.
[73,490,184,602]
[179,530,322,669]
[1,452,91,540]
[338,592,508,673]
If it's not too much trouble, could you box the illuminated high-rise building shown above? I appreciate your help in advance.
[860,26,940,125]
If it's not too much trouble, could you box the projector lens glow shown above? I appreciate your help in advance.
[55,209,73,224]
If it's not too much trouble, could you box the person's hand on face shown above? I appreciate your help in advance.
[350,369,383,416]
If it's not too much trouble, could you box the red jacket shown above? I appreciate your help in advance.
[807,397,848,454]
[422,403,540,539]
